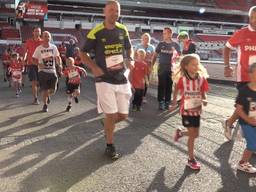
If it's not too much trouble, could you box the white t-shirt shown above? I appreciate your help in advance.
[33,43,59,73]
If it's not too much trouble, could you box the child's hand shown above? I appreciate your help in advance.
[169,102,177,112]
[202,100,208,106]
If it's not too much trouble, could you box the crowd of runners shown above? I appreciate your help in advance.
[1,0,256,174]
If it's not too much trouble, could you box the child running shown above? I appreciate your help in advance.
[235,63,256,174]
[8,52,24,97]
[169,54,209,170]
[130,49,148,111]
[63,57,87,112]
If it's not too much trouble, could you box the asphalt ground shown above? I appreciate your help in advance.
[0,63,255,192]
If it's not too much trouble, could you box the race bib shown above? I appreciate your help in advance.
[249,55,256,66]
[12,70,22,79]
[105,54,124,69]
[184,92,202,111]
[12,71,22,76]
[68,71,79,79]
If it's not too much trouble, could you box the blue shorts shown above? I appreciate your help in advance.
[240,124,256,152]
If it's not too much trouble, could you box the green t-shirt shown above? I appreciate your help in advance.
[82,22,132,84]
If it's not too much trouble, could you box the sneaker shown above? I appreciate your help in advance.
[187,159,201,170]
[42,104,48,112]
[132,105,137,112]
[137,106,142,111]
[222,120,233,140]
[105,145,121,160]
[174,128,183,142]
[159,101,165,110]
[66,105,72,112]
[47,96,50,104]
[237,161,256,173]
[16,93,20,98]
[74,97,79,103]
[33,98,40,105]
[165,102,170,110]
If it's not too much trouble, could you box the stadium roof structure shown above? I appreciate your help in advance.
[48,0,248,16]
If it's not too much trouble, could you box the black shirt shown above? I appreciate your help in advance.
[155,41,180,73]
[182,40,196,55]
[236,84,256,126]
[82,22,132,84]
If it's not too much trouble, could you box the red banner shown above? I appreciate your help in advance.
[16,2,48,21]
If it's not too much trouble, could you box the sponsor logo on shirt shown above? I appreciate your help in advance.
[244,46,256,51]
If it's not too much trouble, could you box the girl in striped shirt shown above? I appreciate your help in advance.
[169,54,209,170]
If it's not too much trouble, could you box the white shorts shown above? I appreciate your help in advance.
[95,82,132,114]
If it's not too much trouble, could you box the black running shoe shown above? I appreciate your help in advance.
[66,105,72,112]
[42,104,48,112]
[74,97,79,103]
[105,145,121,160]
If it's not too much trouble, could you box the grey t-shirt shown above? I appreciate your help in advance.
[155,41,180,73]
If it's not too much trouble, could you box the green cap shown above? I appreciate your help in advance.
[178,31,189,39]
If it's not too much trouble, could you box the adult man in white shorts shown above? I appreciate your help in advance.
[80,0,134,160]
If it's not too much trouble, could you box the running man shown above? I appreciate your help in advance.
[80,0,134,160]
[32,31,62,112]
[24,27,43,104]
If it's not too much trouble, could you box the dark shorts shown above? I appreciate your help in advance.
[182,115,200,128]
[38,71,58,91]
[234,82,249,106]
[66,83,80,94]
[27,65,39,81]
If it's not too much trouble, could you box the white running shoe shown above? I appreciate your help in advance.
[237,162,256,173]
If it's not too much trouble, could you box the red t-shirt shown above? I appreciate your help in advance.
[63,66,85,84]
[177,76,209,116]
[131,61,148,89]
[25,38,42,65]
[9,61,24,80]
[226,25,256,82]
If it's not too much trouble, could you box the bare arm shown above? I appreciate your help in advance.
[126,48,134,70]
[151,52,158,69]
[223,46,233,77]
[202,92,208,106]
[23,45,28,64]
[169,84,180,111]
[223,46,231,67]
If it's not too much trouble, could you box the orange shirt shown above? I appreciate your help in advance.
[25,38,42,65]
